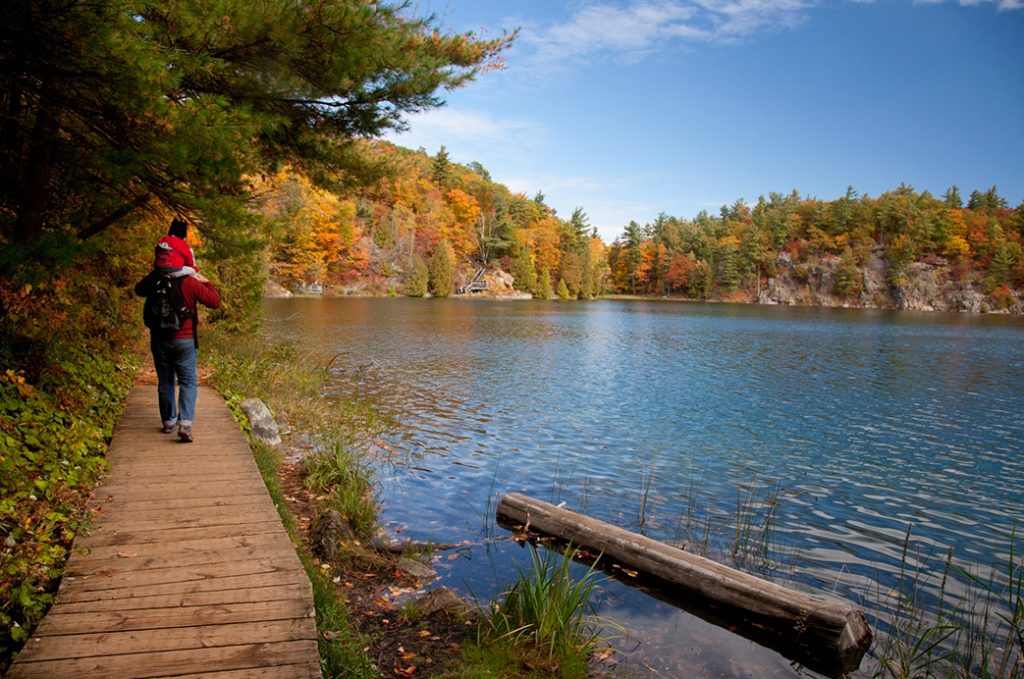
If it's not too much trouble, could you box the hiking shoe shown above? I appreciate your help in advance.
[161,423,178,434]
[178,425,193,443]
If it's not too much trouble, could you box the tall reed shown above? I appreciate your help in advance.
[868,525,1024,679]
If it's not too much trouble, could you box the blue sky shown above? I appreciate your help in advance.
[387,1,1024,243]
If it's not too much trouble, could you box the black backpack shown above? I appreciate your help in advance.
[143,274,191,331]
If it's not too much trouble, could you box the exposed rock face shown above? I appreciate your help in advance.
[264,279,292,298]
[240,398,282,446]
[757,249,1021,313]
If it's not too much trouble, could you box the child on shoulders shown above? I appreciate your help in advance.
[155,218,205,281]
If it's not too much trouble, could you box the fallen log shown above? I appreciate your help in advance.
[496,492,872,677]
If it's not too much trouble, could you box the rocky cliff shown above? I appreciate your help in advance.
[757,248,1017,313]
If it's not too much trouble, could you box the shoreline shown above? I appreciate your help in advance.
[265,288,1024,316]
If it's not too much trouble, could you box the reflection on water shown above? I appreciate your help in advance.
[263,297,1024,677]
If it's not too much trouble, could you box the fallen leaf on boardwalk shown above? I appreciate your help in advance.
[393,665,416,677]
[116,551,137,558]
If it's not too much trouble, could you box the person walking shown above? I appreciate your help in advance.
[135,222,220,443]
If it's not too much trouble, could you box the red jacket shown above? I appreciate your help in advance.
[135,272,221,341]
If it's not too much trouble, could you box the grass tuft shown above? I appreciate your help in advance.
[475,543,605,677]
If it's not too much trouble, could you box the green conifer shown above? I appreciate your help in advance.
[428,241,455,298]
[535,268,552,299]
[406,255,428,297]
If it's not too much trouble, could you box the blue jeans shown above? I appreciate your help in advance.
[151,337,198,427]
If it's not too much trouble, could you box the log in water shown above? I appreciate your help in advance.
[496,492,872,677]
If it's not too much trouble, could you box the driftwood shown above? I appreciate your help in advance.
[496,492,872,677]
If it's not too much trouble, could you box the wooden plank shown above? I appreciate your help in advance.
[36,591,313,636]
[65,545,297,576]
[57,569,310,603]
[82,511,282,533]
[497,492,872,677]
[72,532,297,563]
[88,497,274,518]
[53,582,312,614]
[150,664,322,679]
[61,557,300,591]
[15,619,316,662]
[92,480,266,498]
[81,519,287,547]
[6,639,319,679]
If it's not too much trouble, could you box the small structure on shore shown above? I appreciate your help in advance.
[458,267,488,294]
[496,492,872,677]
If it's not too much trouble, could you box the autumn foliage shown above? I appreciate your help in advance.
[259,143,609,298]
[606,186,1023,306]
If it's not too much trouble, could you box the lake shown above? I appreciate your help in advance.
[262,297,1024,677]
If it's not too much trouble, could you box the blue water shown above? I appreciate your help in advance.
[263,297,1024,676]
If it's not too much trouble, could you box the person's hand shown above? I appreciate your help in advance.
[194,273,210,284]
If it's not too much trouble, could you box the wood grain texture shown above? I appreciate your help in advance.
[7,385,321,679]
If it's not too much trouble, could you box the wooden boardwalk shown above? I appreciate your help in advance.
[7,385,322,678]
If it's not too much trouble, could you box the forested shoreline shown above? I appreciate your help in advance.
[260,144,1024,313]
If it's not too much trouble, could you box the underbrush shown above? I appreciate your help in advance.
[0,272,139,669]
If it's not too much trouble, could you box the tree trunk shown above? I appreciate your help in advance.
[13,92,58,242]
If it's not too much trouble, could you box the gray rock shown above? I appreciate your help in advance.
[240,398,282,446]
[398,557,436,583]
[411,587,472,618]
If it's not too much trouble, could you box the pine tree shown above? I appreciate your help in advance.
[428,241,455,298]
[406,255,428,297]
[833,248,863,300]
[432,146,452,188]
[511,245,536,292]
[535,268,552,299]
[0,1,512,250]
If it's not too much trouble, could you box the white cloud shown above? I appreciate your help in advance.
[521,0,1020,67]
[523,0,816,65]
[915,0,1023,9]
[384,107,550,164]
